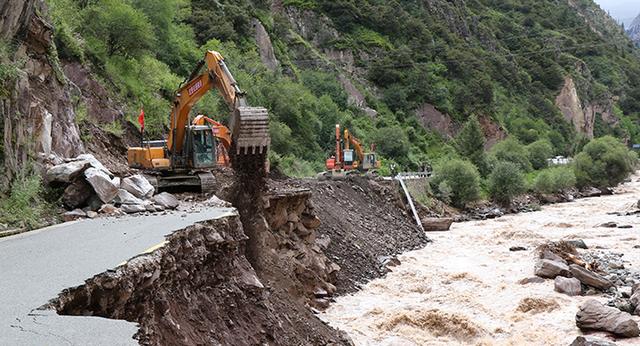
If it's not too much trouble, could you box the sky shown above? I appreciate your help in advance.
[594,0,639,25]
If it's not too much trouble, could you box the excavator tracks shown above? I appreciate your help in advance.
[232,106,270,156]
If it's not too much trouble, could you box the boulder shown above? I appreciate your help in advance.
[98,204,120,215]
[629,290,640,315]
[121,204,147,214]
[205,195,232,208]
[535,259,570,279]
[152,192,179,210]
[46,160,90,183]
[567,239,588,249]
[62,209,87,222]
[421,217,454,232]
[86,211,98,219]
[569,336,616,346]
[86,195,103,212]
[554,276,582,296]
[581,187,602,197]
[121,175,154,199]
[576,299,639,337]
[570,265,613,290]
[113,189,144,205]
[62,179,93,209]
[518,277,546,285]
[540,249,568,264]
[301,214,321,229]
[74,154,111,175]
[84,168,119,203]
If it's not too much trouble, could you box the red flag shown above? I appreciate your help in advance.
[138,108,145,131]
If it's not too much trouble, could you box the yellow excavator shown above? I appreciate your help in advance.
[127,50,270,191]
[322,124,380,179]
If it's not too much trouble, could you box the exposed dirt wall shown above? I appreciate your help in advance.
[53,215,351,345]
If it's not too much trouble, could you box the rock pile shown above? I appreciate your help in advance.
[45,154,179,220]
[533,240,640,339]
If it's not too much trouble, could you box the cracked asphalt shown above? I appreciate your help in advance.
[0,208,236,345]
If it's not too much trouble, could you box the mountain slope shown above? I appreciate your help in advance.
[3,0,640,179]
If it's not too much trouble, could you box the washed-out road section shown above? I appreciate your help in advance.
[0,208,236,346]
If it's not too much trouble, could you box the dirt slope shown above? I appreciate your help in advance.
[271,176,431,294]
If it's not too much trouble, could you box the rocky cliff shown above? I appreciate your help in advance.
[628,14,640,45]
[0,0,83,187]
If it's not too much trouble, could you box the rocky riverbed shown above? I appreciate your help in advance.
[322,175,640,345]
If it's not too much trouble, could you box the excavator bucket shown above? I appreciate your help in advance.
[231,106,270,155]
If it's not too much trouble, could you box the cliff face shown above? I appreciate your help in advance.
[0,0,83,185]
[628,14,640,45]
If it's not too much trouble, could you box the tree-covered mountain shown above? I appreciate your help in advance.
[4,0,640,176]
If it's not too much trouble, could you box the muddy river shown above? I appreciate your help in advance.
[322,177,640,345]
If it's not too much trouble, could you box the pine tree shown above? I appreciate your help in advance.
[455,115,490,175]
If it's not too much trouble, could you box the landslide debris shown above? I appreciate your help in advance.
[52,216,351,345]
[270,175,431,294]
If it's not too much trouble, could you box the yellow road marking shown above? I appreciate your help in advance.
[117,240,168,267]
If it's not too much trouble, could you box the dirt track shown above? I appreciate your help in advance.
[322,176,640,345]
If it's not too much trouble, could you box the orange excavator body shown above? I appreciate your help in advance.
[192,115,231,166]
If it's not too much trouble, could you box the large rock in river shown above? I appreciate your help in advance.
[570,264,613,290]
[534,259,570,279]
[554,276,581,296]
[576,299,639,337]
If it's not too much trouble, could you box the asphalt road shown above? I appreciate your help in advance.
[0,208,236,346]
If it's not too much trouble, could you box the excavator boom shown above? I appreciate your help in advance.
[167,50,269,163]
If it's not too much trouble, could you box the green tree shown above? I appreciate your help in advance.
[488,161,525,206]
[534,166,576,194]
[430,159,481,208]
[574,136,637,188]
[371,125,410,159]
[527,139,554,170]
[82,0,156,58]
[455,115,490,175]
[490,137,532,172]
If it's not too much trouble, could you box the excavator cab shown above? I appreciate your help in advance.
[361,152,379,170]
[187,125,217,169]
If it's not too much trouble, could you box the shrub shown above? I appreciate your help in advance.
[0,170,50,230]
[533,166,577,194]
[490,137,532,172]
[430,159,481,208]
[488,161,525,206]
[527,139,554,170]
[574,136,637,188]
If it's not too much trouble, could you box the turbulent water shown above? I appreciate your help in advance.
[322,176,640,345]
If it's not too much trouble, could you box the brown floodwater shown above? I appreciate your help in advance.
[322,176,640,345]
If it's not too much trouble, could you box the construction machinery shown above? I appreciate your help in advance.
[322,124,380,179]
[127,50,270,191]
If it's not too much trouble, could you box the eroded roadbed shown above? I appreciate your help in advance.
[0,208,236,346]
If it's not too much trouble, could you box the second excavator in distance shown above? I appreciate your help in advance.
[127,50,270,191]
[321,124,380,179]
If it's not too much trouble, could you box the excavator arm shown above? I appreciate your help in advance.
[343,129,365,165]
[167,50,269,164]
